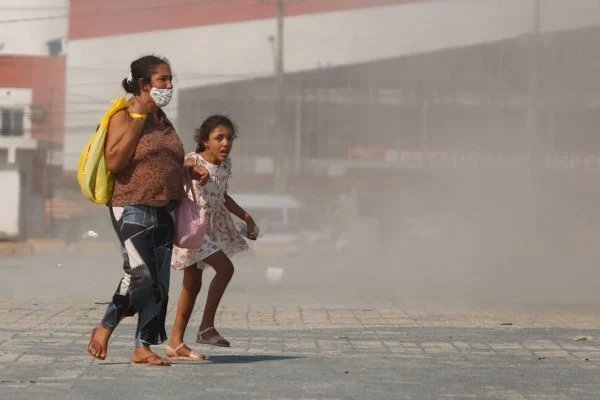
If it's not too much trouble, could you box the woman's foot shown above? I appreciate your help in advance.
[196,326,230,347]
[87,326,112,360]
[166,342,206,360]
[132,346,171,366]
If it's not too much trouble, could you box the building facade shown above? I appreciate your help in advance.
[62,0,600,249]
[0,1,67,238]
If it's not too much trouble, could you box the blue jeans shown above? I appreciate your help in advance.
[101,202,176,347]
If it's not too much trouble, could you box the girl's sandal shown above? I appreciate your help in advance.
[166,343,206,360]
[196,327,230,347]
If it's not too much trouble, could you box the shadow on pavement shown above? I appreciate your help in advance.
[205,355,302,364]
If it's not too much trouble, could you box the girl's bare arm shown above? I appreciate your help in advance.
[224,193,258,240]
[224,193,248,220]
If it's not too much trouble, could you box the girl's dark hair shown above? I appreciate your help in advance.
[121,55,170,95]
[194,115,236,153]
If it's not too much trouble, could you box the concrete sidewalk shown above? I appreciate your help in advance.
[0,239,116,257]
[1,300,600,399]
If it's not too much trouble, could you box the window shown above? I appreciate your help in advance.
[1,109,24,136]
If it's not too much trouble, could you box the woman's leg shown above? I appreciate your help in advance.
[197,251,234,345]
[89,205,173,365]
[131,205,175,365]
[87,325,112,360]
[167,265,204,357]
[88,206,129,360]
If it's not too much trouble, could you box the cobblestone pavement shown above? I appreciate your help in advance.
[1,299,600,399]
[2,248,600,398]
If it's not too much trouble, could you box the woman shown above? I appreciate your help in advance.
[86,55,209,366]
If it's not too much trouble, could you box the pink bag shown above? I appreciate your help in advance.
[174,180,208,249]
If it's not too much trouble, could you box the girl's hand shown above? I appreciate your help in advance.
[190,165,210,186]
[244,214,258,240]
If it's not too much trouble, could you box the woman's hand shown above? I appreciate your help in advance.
[244,214,258,240]
[189,165,210,186]
[128,96,149,115]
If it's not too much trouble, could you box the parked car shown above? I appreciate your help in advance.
[232,193,305,258]
[231,193,331,282]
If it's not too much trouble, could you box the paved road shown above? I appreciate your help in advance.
[2,301,600,398]
[1,247,600,399]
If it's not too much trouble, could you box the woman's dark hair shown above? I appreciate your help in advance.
[121,55,170,95]
[194,115,236,153]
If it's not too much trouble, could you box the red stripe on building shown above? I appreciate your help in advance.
[0,56,65,142]
[69,0,433,40]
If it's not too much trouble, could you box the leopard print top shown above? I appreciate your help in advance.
[109,117,185,206]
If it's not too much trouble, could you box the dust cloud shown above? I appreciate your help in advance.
[5,2,600,309]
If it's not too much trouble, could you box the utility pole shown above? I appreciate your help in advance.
[273,0,287,193]
[527,0,541,154]
[276,0,284,80]
[47,87,55,235]
[527,0,542,228]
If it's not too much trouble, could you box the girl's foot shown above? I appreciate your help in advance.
[132,346,171,366]
[166,342,206,360]
[196,326,230,347]
[87,326,112,360]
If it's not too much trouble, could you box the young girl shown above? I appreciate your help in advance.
[167,115,258,360]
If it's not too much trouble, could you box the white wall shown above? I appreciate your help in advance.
[63,0,600,170]
[0,0,68,56]
[0,88,36,164]
[542,0,600,33]
[0,170,20,237]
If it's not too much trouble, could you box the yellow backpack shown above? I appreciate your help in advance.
[77,96,129,204]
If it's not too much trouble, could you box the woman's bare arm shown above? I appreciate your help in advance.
[104,109,146,173]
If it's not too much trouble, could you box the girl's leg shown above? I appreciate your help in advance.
[167,265,204,357]
[197,251,234,346]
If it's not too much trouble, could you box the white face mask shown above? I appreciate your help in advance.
[150,87,173,108]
